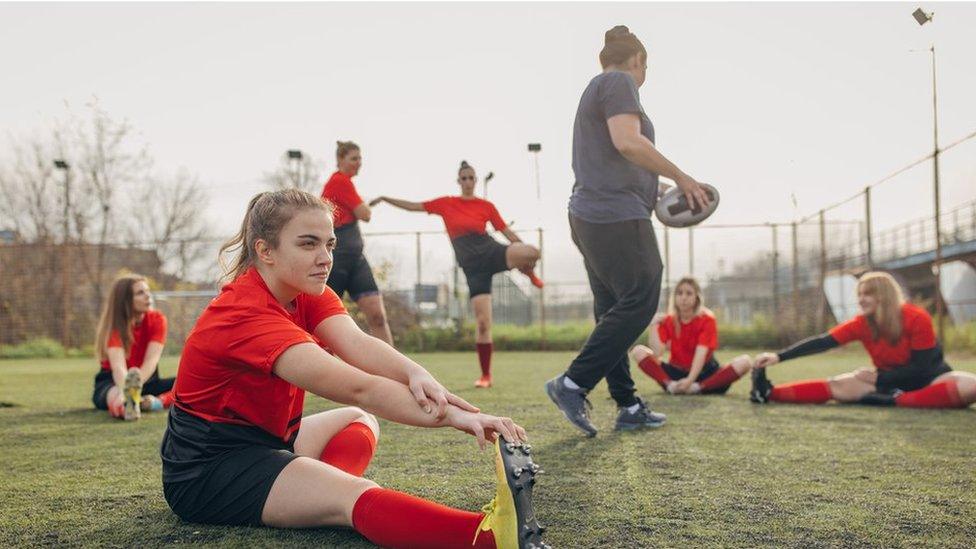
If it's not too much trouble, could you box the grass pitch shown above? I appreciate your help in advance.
[1,349,974,548]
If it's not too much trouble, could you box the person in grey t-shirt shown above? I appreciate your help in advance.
[546,25,711,437]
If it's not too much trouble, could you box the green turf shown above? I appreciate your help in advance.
[1,350,974,548]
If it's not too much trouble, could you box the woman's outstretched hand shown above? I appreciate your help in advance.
[447,408,528,450]
[408,369,479,420]
[754,352,780,369]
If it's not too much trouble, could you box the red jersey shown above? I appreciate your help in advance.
[173,267,347,443]
[657,313,718,371]
[422,196,507,239]
[100,309,167,371]
[321,171,365,229]
[829,303,936,371]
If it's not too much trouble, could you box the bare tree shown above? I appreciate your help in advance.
[0,133,64,242]
[65,100,153,310]
[127,168,213,283]
[263,152,324,194]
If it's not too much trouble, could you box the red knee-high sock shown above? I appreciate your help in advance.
[637,356,670,389]
[319,422,377,477]
[352,487,495,549]
[698,364,743,392]
[476,343,493,377]
[769,379,832,404]
[158,391,175,408]
[895,380,964,409]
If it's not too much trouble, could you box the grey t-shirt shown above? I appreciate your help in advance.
[569,71,659,224]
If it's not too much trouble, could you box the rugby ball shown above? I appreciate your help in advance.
[654,184,719,228]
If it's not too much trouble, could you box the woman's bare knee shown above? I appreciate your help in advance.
[262,458,379,528]
[630,345,653,362]
[731,355,753,374]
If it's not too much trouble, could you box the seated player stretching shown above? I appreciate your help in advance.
[93,274,174,420]
[751,271,976,408]
[160,189,547,549]
[630,276,753,394]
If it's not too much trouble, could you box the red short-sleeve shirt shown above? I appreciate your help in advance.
[828,302,936,370]
[100,309,167,371]
[422,196,507,239]
[657,313,718,371]
[321,171,364,229]
[173,267,348,442]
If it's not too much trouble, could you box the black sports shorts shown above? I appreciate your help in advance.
[660,358,731,394]
[328,222,379,301]
[876,362,953,393]
[92,369,174,409]
[161,406,299,526]
[451,233,510,297]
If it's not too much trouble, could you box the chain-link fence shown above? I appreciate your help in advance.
[3,131,974,351]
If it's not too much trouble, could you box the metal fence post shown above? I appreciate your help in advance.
[771,224,779,322]
[864,187,873,269]
[818,210,827,331]
[688,227,694,276]
[791,222,799,328]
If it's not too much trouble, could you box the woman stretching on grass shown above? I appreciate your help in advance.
[93,274,174,421]
[630,276,753,395]
[370,161,543,389]
[751,271,976,408]
[160,189,547,549]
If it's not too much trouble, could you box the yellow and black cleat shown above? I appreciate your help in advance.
[123,369,143,421]
[474,439,548,549]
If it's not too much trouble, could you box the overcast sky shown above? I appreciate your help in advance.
[2,2,975,289]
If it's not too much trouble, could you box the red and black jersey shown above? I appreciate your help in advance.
[173,267,347,443]
[829,303,936,371]
[422,196,507,239]
[100,309,167,371]
[321,171,365,229]
[657,313,718,371]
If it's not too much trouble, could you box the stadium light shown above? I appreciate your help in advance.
[912,7,933,26]
[286,149,304,188]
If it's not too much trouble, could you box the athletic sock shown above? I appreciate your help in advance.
[769,379,832,404]
[698,364,743,393]
[352,487,495,549]
[158,391,175,408]
[637,356,671,389]
[319,422,377,477]
[476,343,493,378]
[562,375,581,390]
[895,379,964,409]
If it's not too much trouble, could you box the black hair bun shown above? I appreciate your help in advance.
[459,160,471,169]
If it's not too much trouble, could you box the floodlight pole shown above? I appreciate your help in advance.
[912,8,946,343]
[55,160,71,347]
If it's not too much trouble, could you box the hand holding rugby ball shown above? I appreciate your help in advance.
[655,182,719,228]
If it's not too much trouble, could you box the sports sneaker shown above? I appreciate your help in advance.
[749,367,774,404]
[614,397,666,431]
[474,439,549,549]
[123,369,143,421]
[475,375,493,389]
[544,375,597,437]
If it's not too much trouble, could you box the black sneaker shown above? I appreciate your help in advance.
[475,439,550,549]
[750,367,774,404]
[614,397,666,431]
[544,375,597,437]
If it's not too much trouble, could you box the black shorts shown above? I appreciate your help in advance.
[661,358,731,394]
[451,233,509,297]
[327,223,380,301]
[92,369,175,409]
[161,406,298,526]
[876,362,953,393]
